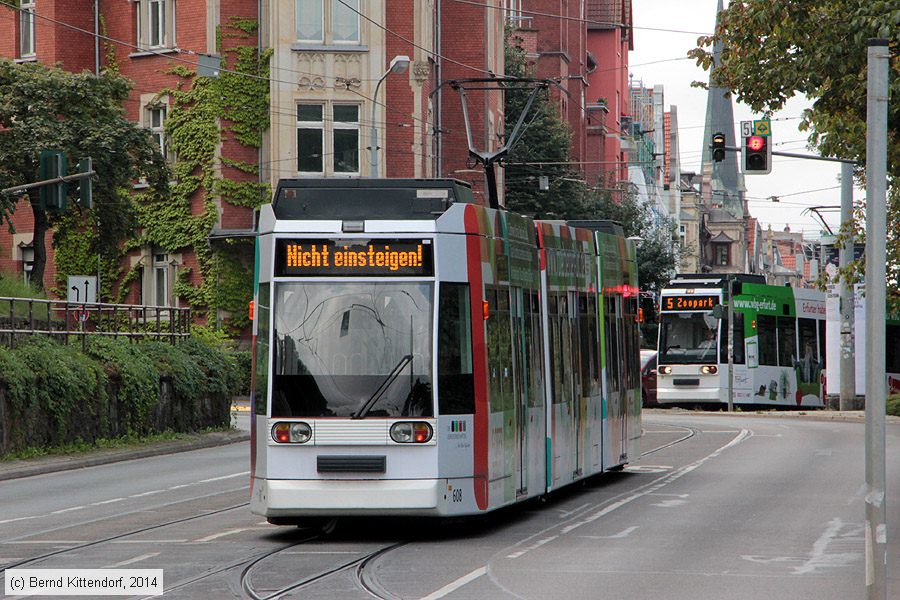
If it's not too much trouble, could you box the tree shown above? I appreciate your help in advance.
[503,29,595,218]
[689,0,900,307]
[587,188,682,295]
[503,29,682,297]
[0,59,169,293]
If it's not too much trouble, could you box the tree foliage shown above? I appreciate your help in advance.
[689,0,900,307]
[503,30,596,218]
[503,30,681,294]
[0,60,169,292]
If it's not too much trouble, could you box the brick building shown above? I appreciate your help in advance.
[0,0,258,327]
[0,2,526,334]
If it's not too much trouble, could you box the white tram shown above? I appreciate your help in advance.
[250,179,641,523]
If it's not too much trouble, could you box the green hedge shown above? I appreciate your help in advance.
[0,335,241,455]
[887,395,900,417]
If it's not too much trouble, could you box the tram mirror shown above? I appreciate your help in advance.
[711,305,726,320]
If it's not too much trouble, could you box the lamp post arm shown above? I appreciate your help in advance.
[370,67,393,177]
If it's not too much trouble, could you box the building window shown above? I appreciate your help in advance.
[152,251,169,307]
[333,104,359,173]
[147,105,167,158]
[715,243,730,266]
[679,224,686,248]
[136,0,175,50]
[296,0,359,44]
[20,0,36,58]
[297,103,360,176]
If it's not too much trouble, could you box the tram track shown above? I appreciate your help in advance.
[638,422,696,456]
[0,500,251,574]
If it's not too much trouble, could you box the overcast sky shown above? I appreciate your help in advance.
[629,0,855,239]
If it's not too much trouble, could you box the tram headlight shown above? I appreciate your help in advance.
[390,422,433,444]
[271,421,312,444]
[701,365,718,374]
[658,365,672,375]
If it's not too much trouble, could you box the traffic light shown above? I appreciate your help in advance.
[39,149,67,211]
[711,132,726,162]
[743,134,771,174]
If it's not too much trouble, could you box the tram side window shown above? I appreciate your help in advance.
[525,291,544,408]
[548,293,567,404]
[797,318,820,384]
[757,315,777,366]
[776,316,796,367]
[818,319,827,369]
[578,293,599,396]
[254,283,270,416]
[438,283,475,415]
[720,313,745,365]
[886,324,900,374]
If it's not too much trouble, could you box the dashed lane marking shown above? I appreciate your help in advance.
[105,552,160,568]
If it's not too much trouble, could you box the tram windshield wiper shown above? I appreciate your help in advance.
[351,354,413,419]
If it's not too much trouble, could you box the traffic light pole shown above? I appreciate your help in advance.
[715,146,858,165]
[1,170,96,196]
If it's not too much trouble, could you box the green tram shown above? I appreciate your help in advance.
[657,274,826,408]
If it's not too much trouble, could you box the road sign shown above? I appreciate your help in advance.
[753,119,771,136]
[740,120,752,137]
[67,275,97,304]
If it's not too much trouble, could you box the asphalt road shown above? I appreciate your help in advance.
[1,411,898,599]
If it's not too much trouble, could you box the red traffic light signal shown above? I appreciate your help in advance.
[743,134,771,174]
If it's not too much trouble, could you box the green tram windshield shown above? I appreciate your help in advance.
[271,282,434,418]
[658,311,719,365]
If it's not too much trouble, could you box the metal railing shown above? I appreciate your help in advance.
[0,296,191,348]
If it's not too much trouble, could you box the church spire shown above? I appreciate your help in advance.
[701,0,745,219]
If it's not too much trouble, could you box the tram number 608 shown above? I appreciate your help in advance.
[452,489,463,503]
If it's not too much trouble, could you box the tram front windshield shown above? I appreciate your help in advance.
[271,282,434,418]
[658,312,719,364]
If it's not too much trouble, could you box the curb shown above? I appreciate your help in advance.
[0,430,250,482]
[644,407,900,424]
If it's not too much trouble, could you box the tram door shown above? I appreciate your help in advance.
[569,290,583,477]
[604,293,626,462]
[511,289,527,495]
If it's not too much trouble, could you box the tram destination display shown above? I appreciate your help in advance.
[275,238,434,276]
[661,294,718,311]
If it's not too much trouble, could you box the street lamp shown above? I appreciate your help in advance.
[370,55,410,177]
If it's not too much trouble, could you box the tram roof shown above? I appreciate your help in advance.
[667,273,766,288]
[272,178,476,221]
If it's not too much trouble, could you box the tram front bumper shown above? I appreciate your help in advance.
[252,478,441,516]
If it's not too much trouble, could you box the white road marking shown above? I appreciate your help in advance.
[505,536,557,558]
[558,503,591,517]
[508,429,751,558]
[192,528,252,542]
[111,539,187,544]
[651,499,687,508]
[3,473,248,526]
[578,526,639,539]
[50,506,85,514]
[419,566,487,600]
[129,490,165,498]
[0,516,37,525]
[793,518,862,575]
[6,540,89,544]
[199,471,249,483]
[624,465,671,473]
[105,552,159,567]
[90,497,125,506]
[700,430,742,433]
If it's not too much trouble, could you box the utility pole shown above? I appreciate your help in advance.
[726,275,734,412]
[839,161,856,411]
[864,37,889,600]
